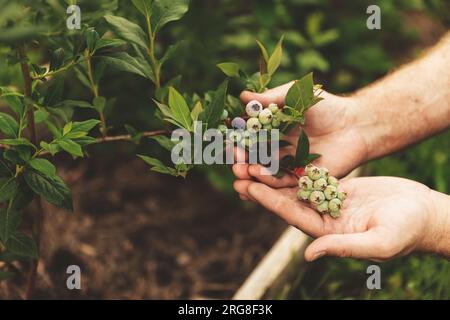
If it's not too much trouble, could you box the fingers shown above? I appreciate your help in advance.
[246,182,323,236]
[232,163,251,180]
[240,81,295,107]
[304,229,395,262]
[248,165,298,188]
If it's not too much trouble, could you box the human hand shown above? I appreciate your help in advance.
[239,82,368,178]
[233,171,448,261]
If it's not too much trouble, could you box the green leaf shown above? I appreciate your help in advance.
[94,38,127,52]
[160,42,181,68]
[0,138,35,149]
[132,0,153,17]
[7,232,38,259]
[151,0,190,32]
[217,63,240,78]
[0,177,18,203]
[43,78,65,107]
[57,139,83,157]
[285,73,314,114]
[294,130,310,167]
[63,122,72,136]
[267,35,284,76]
[58,100,95,109]
[256,40,269,63]
[190,101,203,122]
[138,155,180,176]
[86,29,99,53]
[71,119,101,133]
[0,208,21,243]
[0,152,13,176]
[168,87,192,130]
[34,109,49,123]
[98,52,149,79]
[0,112,19,138]
[150,135,175,151]
[49,48,65,72]
[28,158,56,176]
[93,96,106,113]
[199,81,228,129]
[0,87,24,116]
[104,15,148,50]
[23,170,72,211]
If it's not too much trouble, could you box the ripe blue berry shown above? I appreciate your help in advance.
[313,178,328,191]
[220,109,229,121]
[246,100,263,117]
[258,108,273,125]
[298,176,313,190]
[309,191,325,205]
[246,117,262,132]
[231,117,246,130]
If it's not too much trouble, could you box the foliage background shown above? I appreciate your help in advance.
[1,0,449,299]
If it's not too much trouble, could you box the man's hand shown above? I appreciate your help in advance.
[233,170,450,261]
[239,83,368,179]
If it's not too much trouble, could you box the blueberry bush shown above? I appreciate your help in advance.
[0,0,323,297]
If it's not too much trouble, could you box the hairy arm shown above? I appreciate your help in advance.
[351,32,450,161]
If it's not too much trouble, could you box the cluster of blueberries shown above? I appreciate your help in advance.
[297,164,347,218]
[218,100,282,148]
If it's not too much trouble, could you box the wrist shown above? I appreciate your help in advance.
[420,190,450,257]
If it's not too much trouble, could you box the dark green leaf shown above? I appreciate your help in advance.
[199,81,228,129]
[0,112,18,138]
[285,73,314,114]
[0,87,24,116]
[0,138,35,148]
[0,208,21,243]
[98,52,150,79]
[151,0,190,32]
[71,119,101,133]
[49,48,65,72]
[294,130,310,167]
[104,15,148,50]
[86,29,99,53]
[6,232,38,259]
[43,78,65,107]
[0,177,18,203]
[23,170,72,211]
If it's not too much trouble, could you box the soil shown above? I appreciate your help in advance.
[0,150,285,299]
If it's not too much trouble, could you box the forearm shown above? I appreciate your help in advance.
[349,32,450,161]
[421,190,450,258]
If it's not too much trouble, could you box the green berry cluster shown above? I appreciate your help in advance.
[245,100,282,132]
[296,164,347,218]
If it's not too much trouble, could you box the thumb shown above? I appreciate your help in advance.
[240,81,295,107]
[304,229,394,261]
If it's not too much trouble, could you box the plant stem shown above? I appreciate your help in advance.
[85,51,107,137]
[18,46,43,300]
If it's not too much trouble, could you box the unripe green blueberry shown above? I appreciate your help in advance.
[241,137,254,148]
[298,176,313,190]
[218,124,228,134]
[316,201,329,214]
[313,178,328,191]
[324,185,338,200]
[228,131,242,142]
[309,191,325,205]
[258,108,273,125]
[246,100,263,117]
[306,165,322,180]
[220,109,228,121]
[271,117,281,128]
[268,103,279,114]
[327,176,339,187]
[337,191,348,201]
[330,210,341,218]
[246,117,262,133]
[297,189,311,201]
[329,198,342,212]
[320,167,329,178]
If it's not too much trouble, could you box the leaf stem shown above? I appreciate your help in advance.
[145,16,160,88]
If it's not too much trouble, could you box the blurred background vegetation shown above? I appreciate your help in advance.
[1,0,449,299]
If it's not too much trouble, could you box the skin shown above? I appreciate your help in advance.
[233,32,450,261]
